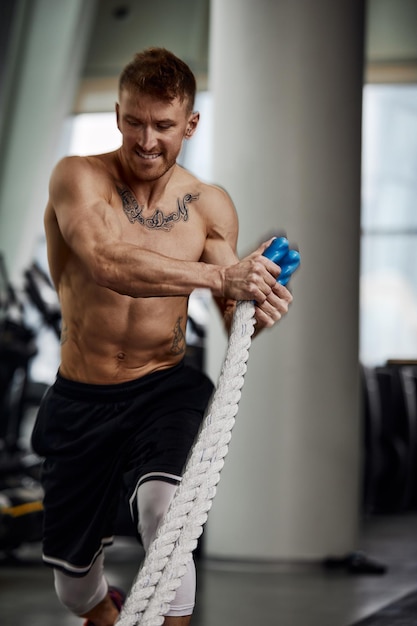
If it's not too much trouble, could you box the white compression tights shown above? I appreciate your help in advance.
[54,552,108,615]
[137,479,196,617]
[54,480,196,618]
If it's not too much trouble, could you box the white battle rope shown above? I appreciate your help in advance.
[116,300,256,626]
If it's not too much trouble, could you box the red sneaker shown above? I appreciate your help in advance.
[83,586,126,625]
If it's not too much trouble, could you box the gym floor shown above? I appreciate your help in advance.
[1,512,417,626]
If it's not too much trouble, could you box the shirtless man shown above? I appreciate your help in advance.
[31,48,293,626]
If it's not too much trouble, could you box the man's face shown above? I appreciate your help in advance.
[116,89,199,182]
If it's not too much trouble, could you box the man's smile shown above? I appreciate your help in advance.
[135,150,161,160]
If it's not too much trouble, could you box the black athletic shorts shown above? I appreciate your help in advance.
[31,361,214,576]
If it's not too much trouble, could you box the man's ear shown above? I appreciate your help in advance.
[115,102,120,131]
[185,111,200,139]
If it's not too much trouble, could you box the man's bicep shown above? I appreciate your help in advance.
[200,188,239,266]
[55,197,117,255]
[49,158,119,256]
[201,236,238,267]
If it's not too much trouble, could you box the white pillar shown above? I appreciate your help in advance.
[0,0,97,282]
[206,0,364,560]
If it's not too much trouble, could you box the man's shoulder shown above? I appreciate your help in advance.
[51,152,118,189]
[197,180,236,214]
[54,151,116,173]
[175,165,232,202]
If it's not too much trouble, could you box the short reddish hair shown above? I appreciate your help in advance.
[119,47,197,111]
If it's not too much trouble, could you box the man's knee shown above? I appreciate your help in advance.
[54,554,107,615]
[136,480,177,550]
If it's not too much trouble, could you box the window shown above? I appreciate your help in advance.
[360,85,417,365]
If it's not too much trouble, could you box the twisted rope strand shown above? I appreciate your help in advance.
[116,300,256,626]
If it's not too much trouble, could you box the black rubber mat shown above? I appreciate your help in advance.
[353,591,417,625]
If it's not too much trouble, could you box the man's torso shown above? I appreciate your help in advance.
[45,153,214,383]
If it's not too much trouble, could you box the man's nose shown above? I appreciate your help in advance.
[138,126,157,151]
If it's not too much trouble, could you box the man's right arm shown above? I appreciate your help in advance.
[48,156,281,304]
[48,156,227,299]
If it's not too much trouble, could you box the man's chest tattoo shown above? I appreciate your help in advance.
[116,185,199,231]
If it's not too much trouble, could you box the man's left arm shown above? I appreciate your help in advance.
[199,185,293,336]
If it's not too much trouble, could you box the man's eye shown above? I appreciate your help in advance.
[157,124,172,130]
